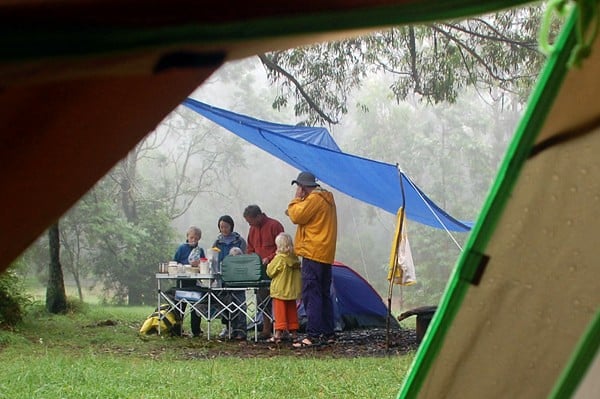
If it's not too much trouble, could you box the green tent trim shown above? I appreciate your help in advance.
[399,4,599,397]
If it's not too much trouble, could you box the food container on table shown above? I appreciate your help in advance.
[199,258,210,274]
[206,247,221,273]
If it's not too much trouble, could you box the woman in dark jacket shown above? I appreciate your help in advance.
[213,215,247,340]
[213,215,247,263]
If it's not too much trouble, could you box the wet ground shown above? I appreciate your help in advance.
[176,327,419,359]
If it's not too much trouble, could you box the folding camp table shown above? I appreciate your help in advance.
[155,264,272,341]
[155,272,217,336]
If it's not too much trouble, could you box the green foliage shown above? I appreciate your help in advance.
[38,158,176,306]
[81,181,174,305]
[262,6,553,125]
[0,265,35,328]
[65,296,90,314]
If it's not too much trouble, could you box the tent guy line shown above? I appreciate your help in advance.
[401,171,464,251]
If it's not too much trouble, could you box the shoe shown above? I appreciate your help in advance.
[218,327,230,339]
[292,337,318,348]
[191,329,203,337]
[324,334,336,344]
[286,331,298,342]
[284,334,297,343]
[257,332,272,341]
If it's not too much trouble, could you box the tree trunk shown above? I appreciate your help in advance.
[120,152,138,223]
[73,271,83,302]
[127,283,145,306]
[46,222,68,313]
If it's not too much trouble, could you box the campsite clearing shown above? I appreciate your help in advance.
[0,304,417,398]
[155,327,418,360]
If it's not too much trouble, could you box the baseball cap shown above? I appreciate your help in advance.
[291,171,319,187]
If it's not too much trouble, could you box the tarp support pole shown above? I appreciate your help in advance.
[386,165,406,351]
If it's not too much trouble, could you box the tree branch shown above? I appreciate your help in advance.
[441,20,539,52]
[258,53,339,124]
[432,25,511,83]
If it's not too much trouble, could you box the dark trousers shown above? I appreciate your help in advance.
[190,310,202,336]
[219,290,247,335]
[301,258,334,338]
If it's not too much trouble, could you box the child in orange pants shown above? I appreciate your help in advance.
[266,233,302,342]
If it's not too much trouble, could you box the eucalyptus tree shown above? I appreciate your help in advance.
[259,5,549,126]
[58,199,95,301]
[46,222,67,313]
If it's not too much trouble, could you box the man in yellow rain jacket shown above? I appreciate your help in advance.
[287,171,337,347]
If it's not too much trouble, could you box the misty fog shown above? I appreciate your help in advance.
[149,55,522,307]
[19,27,533,311]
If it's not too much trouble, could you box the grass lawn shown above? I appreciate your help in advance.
[0,303,414,399]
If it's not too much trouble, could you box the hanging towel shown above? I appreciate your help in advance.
[387,207,417,285]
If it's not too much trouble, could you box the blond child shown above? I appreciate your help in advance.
[265,232,302,343]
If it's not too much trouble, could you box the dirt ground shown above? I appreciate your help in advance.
[177,327,419,359]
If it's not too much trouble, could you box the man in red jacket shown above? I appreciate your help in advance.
[243,204,285,339]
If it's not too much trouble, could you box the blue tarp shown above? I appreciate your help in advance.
[183,98,472,232]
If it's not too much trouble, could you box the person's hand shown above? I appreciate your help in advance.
[262,257,269,265]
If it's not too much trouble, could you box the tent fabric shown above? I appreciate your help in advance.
[399,10,600,399]
[297,262,398,331]
[183,98,472,232]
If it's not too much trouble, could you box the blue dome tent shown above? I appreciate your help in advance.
[296,262,399,332]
